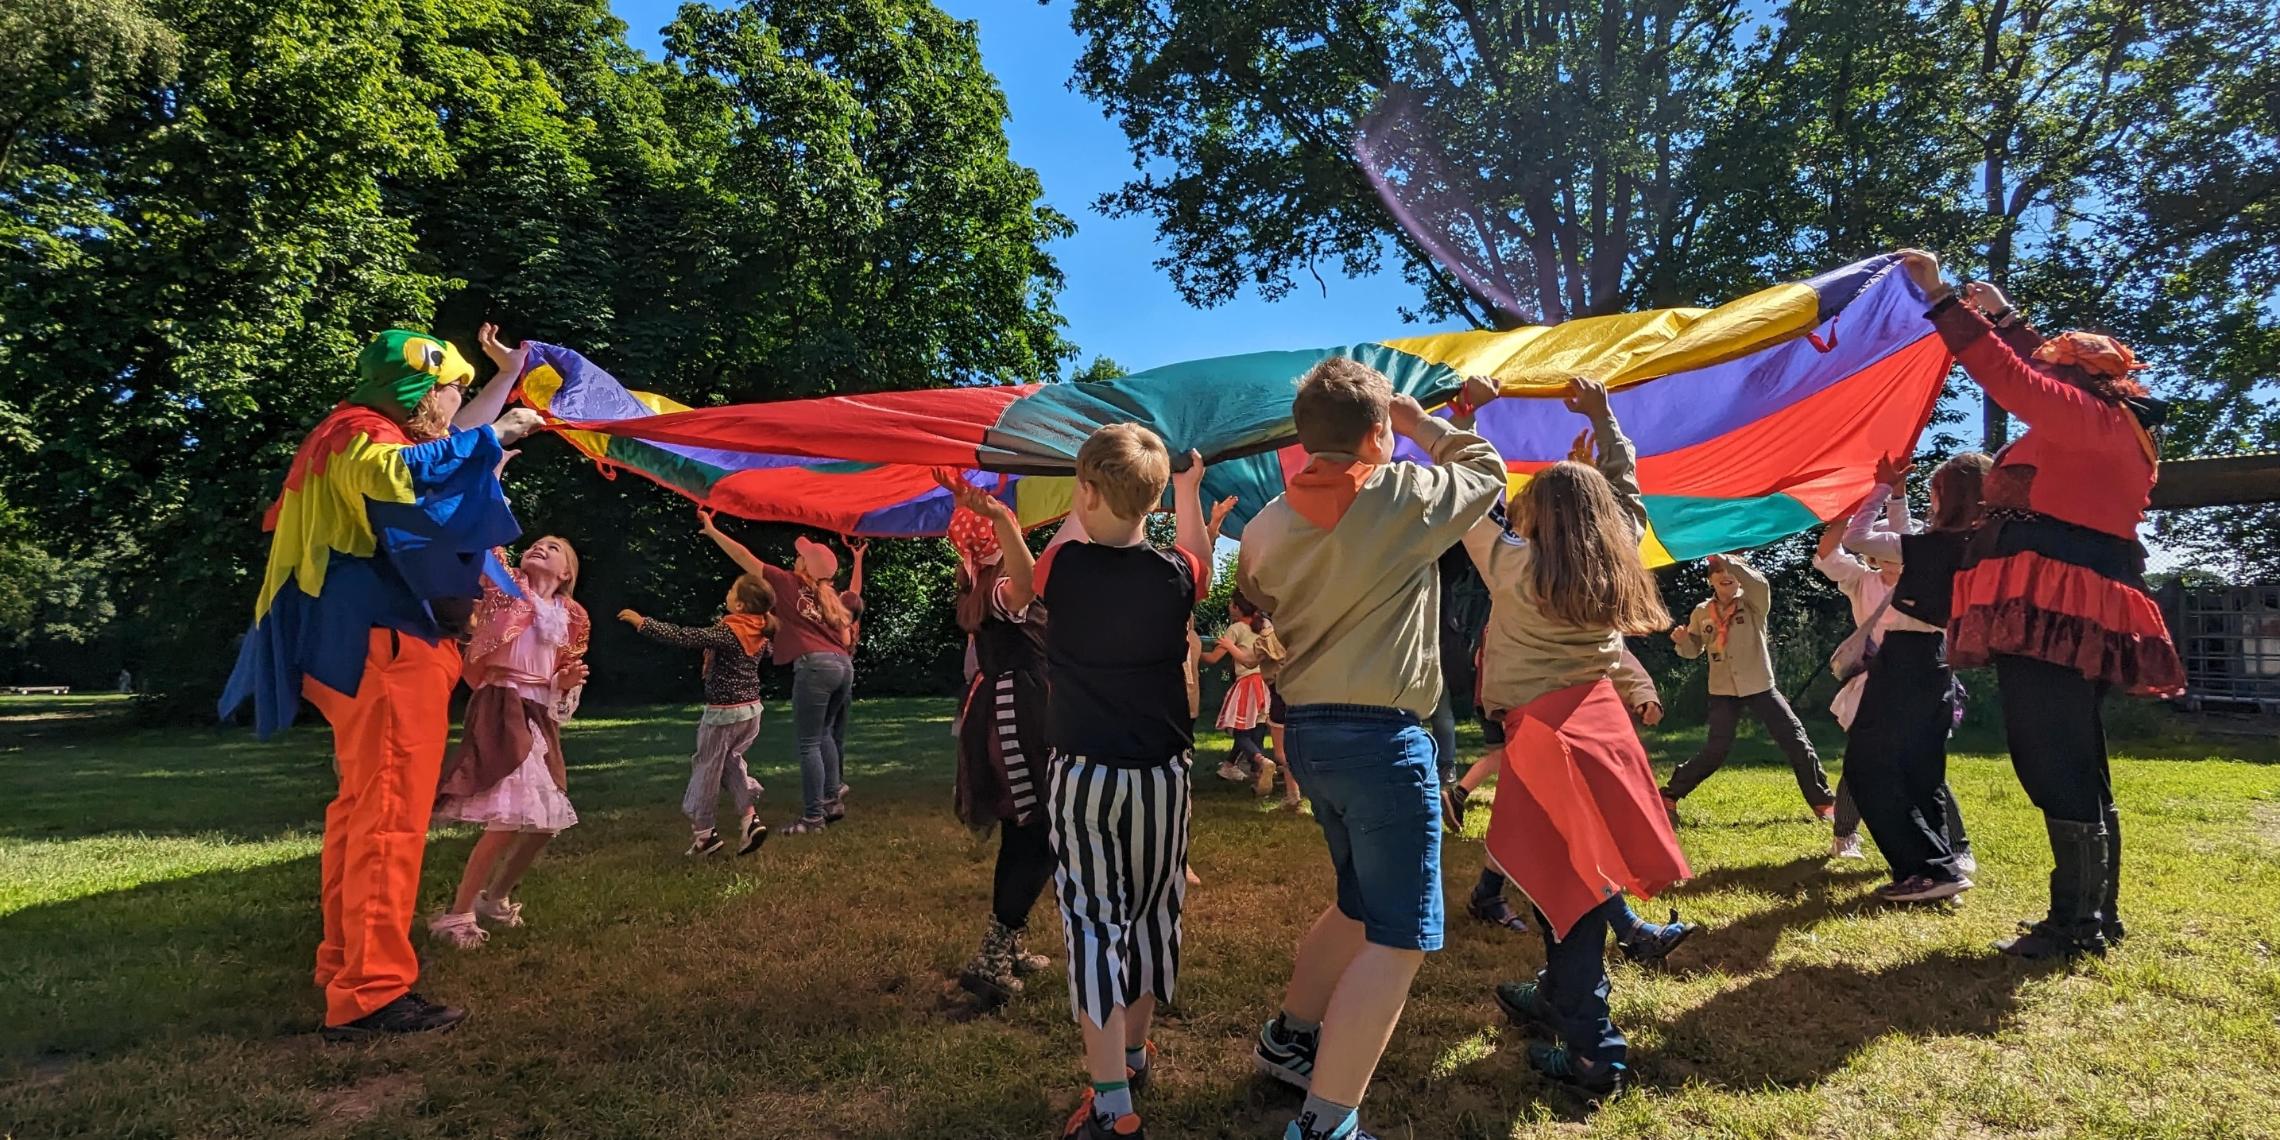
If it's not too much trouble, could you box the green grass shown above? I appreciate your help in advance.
[3,693,2279,1139]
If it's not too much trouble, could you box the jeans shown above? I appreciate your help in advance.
[1536,896,1629,1066]
[792,651,853,819]
[1285,704,1444,951]
[1233,724,1269,761]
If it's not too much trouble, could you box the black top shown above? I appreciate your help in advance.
[1034,540,1205,767]
[636,618,767,706]
[1893,531,1968,628]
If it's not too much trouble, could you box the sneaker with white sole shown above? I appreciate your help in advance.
[473,890,524,929]
[1830,833,1866,860]
[1954,851,1978,875]
[686,828,725,857]
[1254,1015,1318,1090]
[427,911,488,949]
[1876,874,1972,903]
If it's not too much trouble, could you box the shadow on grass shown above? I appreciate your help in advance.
[1668,854,1886,975]
[1649,949,2033,1089]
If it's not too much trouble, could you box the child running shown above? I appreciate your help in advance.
[1662,553,1838,823]
[430,536,591,948]
[1838,452,1991,903]
[698,512,859,834]
[933,476,1058,1005]
[1466,378,1689,1097]
[1203,592,1277,795]
[616,574,777,859]
[1026,425,1212,1140]
[1240,361,1505,1140]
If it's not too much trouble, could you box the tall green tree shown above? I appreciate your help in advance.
[0,0,1075,710]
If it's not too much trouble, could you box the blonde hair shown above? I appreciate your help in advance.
[1292,357,1392,454]
[1075,423,1171,520]
[1516,462,1670,634]
[405,385,456,442]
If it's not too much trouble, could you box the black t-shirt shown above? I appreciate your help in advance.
[1894,530,1968,627]
[1034,540,1206,767]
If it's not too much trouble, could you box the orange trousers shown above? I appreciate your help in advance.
[304,627,463,1026]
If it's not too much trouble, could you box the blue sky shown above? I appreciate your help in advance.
[606,0,1435,374]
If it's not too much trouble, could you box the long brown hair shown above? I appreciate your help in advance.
[954,561,999,635]
[732,573,778,636]
[1928,452,1994,533]
[800,566,852,632]
[1516,461,1671,634]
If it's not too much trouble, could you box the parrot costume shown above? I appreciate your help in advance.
[220,329,522,1031]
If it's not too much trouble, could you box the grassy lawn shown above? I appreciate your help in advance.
[3,693,2278,1139]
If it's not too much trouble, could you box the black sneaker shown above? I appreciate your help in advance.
[1253,1015,1318,1090]
[321,992,467,1042]
[686,829,725,857]
[1467,893,1531,934]
[1618,908,1697,966]
[1493,980,1558,1037]
[737,815,770,856]
[1441,782,1471,830]
[1527,1041,1628,1099]
[1876,874,1971,904]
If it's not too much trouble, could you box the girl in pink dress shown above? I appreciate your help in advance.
[429,536,590,948]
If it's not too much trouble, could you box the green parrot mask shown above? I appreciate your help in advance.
[352,329,477,423]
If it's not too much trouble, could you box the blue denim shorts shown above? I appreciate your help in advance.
[1284,704,1444,951]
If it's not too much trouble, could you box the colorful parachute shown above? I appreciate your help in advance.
[515,255,1948,565]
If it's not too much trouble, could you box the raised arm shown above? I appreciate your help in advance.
[1843,483,1906,565]
[1172,450,1213,594]
[697,508,773,579]
[1897,250,2109,434]
[937,471,1036,611]
[1568,379,1646,533]
[457,323,523,430]
[1396,394,1508,552]
[845,537,867,597]
[1712,554,1769,619]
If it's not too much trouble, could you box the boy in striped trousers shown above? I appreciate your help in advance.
[1021,423,1214,1140]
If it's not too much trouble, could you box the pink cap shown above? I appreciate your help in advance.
[794,535,840,579]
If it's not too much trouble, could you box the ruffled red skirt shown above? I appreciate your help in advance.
[1484,678,1690,940]
[1950,550,2184,698]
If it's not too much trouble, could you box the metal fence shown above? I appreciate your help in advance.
[2162,584,2280,714]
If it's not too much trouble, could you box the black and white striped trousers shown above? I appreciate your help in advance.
[1046,753,1192,1029]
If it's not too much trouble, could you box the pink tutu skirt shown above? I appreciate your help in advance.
[437,733,578,834]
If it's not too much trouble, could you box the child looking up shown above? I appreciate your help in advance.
[1025,424,1212,1140]
[1465,379,1689,1097]
[617,573,777,858]
[1240,360,1505,1140]
[431,536,591,948]
[1663,554,1837,823]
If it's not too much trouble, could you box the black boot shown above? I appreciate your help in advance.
[2100,803,2125,944]
[1997,818,2110,960]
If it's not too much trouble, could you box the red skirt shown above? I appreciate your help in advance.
[1217,674,1271,730]
[1485,678,1691,940]
[1950,550,2184,697]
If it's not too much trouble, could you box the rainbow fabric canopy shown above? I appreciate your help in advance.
[517,254,1948,565]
